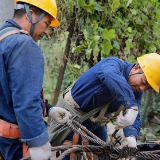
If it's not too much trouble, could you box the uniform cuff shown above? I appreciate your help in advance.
[20,130,49,147]
[123,126,139,140]
[123,98,137,108]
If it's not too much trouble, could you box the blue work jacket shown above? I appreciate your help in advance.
[72,57,143,140]
[0,19,48,150]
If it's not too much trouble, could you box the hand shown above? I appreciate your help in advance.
[49,107,72,124]
[29,142,52,160]
[121,136,137,148]
[116,107,138,128]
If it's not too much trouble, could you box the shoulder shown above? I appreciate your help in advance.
[2,32,42,54]
[13,34,43,59]
[97,57,125,68]
[1,33,44,64]
[15,33,39,49]
[101,57,125,64]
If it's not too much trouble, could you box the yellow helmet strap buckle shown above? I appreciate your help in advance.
[24,3,46,36]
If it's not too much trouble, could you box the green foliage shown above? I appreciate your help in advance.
[140,127,157,142]
[54,0,160,65]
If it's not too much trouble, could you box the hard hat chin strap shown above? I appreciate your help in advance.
[24,4,46,36]
[128,70,144,78]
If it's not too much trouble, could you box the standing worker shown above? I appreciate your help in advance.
[0,0,71,160]
[49,53,160,160]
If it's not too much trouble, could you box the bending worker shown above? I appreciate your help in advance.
[49,53,160,160]
[0,0,71,160]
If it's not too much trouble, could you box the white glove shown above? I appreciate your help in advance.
[116,108,138,128]
[121,136,137,148]
[49,107,72,124]
[29,142,52,160]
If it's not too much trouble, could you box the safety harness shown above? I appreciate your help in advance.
[66,87,124,160]
[63,85,124,126]
[49,85,124,160]
[0,27,46,159]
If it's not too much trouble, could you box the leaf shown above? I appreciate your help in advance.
[113,41,120,50]
[93,45,100,56]
[131,9,137,15]
[127,27,132,33]
[149,45,157,53]
[101,29,108,39]
[92,20,98,29]
[94,2,104,11]
[86,49,92,59]
[128,55,135,62]
[83,29,89,40]
[126,0,133,7]
[125,39,132,47]
[72,46,82,53]
[101,29,115,40]
[73,64,81,69]
[93,35,100,41]
[83,3,94,13]
[98,27,104,32]
[89,39,97,48]
[124,47,130,54]
[108,29,116,39]
[135,17,143,25]
[77,0,86,7]
[102,41,113,56]
[112,0,120,12]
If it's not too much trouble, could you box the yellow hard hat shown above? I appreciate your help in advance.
[14,0,59,27]
[137,53,160,93]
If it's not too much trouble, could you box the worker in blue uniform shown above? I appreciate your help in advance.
[0,0,71,160]
[49,53,160,160]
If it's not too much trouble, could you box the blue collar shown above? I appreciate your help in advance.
[0,19,22,30]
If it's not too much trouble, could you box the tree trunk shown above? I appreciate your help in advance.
[52,8,76,106]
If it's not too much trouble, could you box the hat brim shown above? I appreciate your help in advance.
[50,18,59,27]
[146,75,159,93]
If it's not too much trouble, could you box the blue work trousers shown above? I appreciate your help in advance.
[0,136,22,160]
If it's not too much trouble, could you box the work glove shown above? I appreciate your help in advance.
[49,107,72,124]
[121,136,137,148]
[116,107,138,129]
[29,141,52,160]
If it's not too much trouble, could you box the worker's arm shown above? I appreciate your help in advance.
[8,37,49,148]
[95,58,138,109]
[120,112,141,148]
[121,92,142,147]
[95,58,139,127]
[123,92,142,139]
